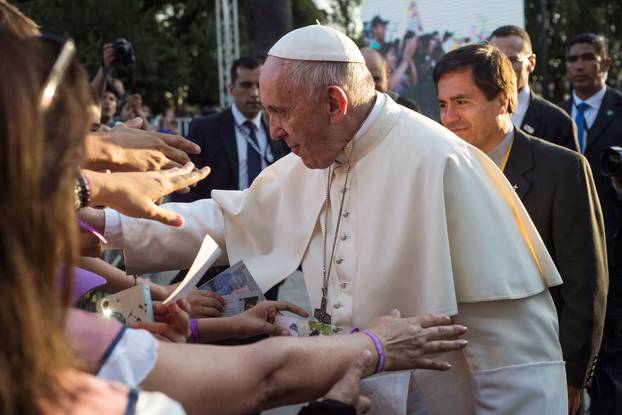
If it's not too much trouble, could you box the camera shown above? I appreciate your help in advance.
[601,146,622,177]
[112,38,135,66]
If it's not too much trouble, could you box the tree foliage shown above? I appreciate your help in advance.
[525,0,620,101]
[12,0,620,113]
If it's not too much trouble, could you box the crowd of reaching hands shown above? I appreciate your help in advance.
[0,2,468,414]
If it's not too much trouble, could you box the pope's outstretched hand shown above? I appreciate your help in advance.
[368,309,468,372]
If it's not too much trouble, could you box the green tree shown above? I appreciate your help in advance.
[14,0,331,113]
[525,0,621,102]
[15,0,218,112]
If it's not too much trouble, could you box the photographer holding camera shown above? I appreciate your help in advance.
[91,38,135,101]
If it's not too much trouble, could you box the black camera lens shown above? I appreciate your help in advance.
[112,38,135,66]
[601,146,622,177]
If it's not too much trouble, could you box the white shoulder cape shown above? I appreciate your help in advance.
[213,96,562,315]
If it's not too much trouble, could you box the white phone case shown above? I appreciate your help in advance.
[97,284,153,325]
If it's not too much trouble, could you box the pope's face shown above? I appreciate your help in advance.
[260,57,342,169]
[437,69,506,152]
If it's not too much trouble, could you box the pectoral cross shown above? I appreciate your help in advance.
[314,296,332,324]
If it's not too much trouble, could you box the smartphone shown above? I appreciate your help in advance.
[97,284,153,325]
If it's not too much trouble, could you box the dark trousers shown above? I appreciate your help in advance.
[589,269,622,414]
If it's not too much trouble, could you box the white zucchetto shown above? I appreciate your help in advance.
[268,24,365,64]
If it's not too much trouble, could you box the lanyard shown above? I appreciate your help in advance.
[500,140,514,172]
[234,121,273,165]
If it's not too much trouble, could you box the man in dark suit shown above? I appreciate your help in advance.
[172,56,289,300]
[173,56,289,202]
[434,44,607,415]
[561,33,622,415]
[489,25,578,151]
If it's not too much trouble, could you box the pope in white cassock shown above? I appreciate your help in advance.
[103,26,567,414]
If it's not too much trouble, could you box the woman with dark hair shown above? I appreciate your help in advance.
[0,28,185,415]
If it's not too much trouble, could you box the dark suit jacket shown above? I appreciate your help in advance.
[561,87,622,267]
[520,91,578,151]
[504,129,607,387]
[171,108,289,202]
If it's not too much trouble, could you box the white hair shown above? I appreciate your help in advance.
[285,60,376,107]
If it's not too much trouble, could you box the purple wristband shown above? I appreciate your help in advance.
[363,329,385,374]
[77,219,108,245]
[81,171,91,195]
[190,319,199,342]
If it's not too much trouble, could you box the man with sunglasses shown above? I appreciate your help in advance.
[489,25,578,151]
[561,33,622,415]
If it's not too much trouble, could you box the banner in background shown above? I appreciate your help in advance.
[361,0,525,119]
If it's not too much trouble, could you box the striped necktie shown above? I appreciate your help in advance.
[244,120,262,185]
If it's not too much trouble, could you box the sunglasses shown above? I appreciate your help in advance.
[37,34,76,113]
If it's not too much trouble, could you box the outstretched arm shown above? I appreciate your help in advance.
[142,313,467,415]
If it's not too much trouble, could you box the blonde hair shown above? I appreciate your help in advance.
[0,1,40,38]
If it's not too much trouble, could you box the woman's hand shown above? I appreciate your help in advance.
[152,283,225,318]
[367,309,468,372]
[132,300,191,343]
[84,122,201,172]
[83,162,210,226]
[232,300,309,338]
[323,351,373,414]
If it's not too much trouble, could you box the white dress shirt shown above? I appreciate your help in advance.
[512,85,531,128]
[571,86,607,148]
[231,103,273,190]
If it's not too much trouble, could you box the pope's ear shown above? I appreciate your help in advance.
[326,85,348,124]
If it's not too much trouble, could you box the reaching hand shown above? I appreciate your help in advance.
[132,300,190,343]
[324,351,373,414]
[85,122,201,172]
[233,300,309,338]
[367,309,468,372]
[84,162,210,226]
[567,385,581,415]
[153,283,226,318]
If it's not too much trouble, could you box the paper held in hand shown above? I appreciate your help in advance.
[163,235,222,305]
[199,261,264,316]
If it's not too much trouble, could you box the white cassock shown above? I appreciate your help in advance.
[105,93,567,414]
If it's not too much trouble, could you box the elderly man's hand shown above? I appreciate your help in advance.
[83,163,210,226]
[367,309,468,372]
[84,122,201,173]
[132,300,191,343]
[324,351,373,414]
